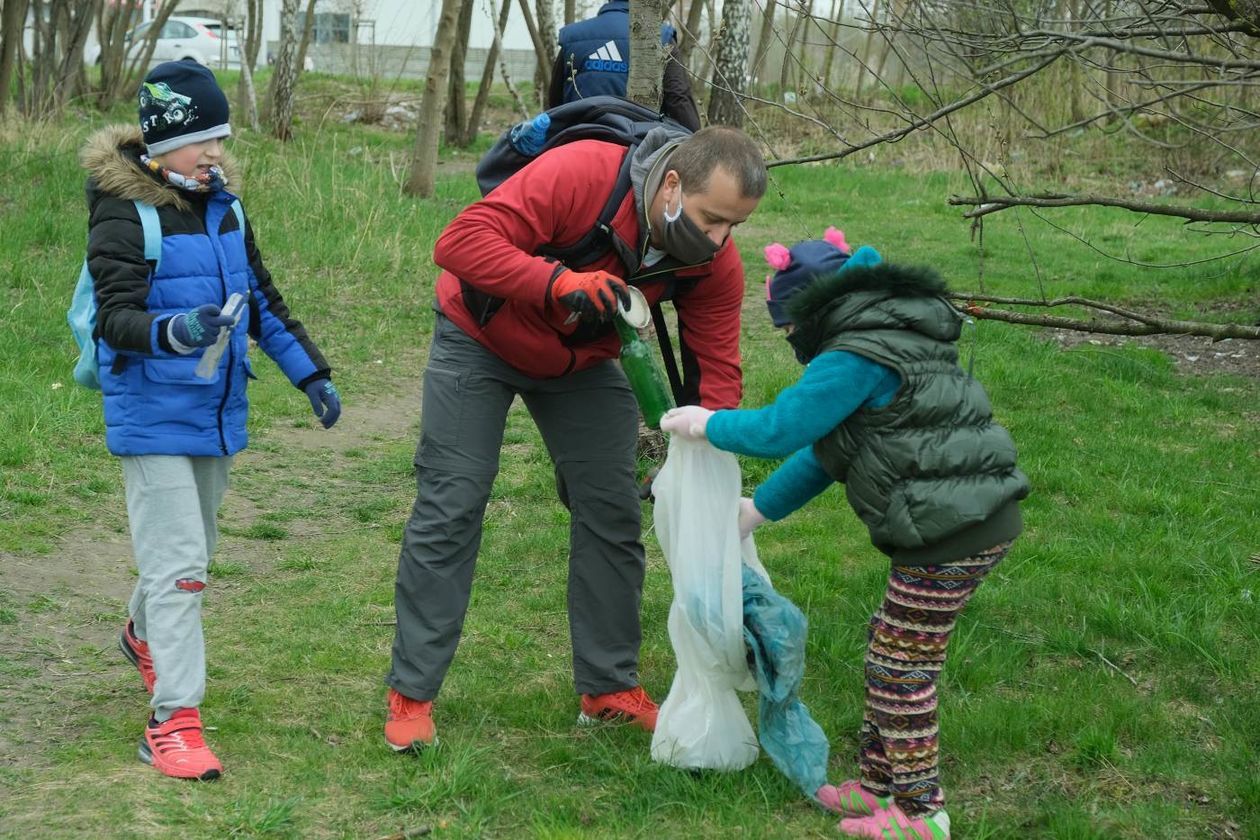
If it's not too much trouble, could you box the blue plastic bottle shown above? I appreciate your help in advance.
[510,112,551,155]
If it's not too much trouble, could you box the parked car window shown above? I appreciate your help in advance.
[163,21,198,39]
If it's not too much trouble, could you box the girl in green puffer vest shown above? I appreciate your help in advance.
[660,227,1029,840]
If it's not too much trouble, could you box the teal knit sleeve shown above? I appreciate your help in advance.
[706,350,899,458]
[753,447,834,521]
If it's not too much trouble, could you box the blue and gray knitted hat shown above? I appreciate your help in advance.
[139,60,231,155]
[764,227,882,327]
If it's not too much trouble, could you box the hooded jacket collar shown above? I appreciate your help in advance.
[786,262,962,362]
[81,124,242,213]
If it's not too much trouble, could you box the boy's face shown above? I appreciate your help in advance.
[154,137,224,178]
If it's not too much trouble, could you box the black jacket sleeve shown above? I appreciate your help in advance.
[661,43,701,131]
[548,50,568,109]
[242,216,331,385]
[88,195,162,354]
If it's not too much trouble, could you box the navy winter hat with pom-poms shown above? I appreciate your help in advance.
[764,227,854,327]
[139,60,231,155]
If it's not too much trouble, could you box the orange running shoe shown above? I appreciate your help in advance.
[578,686,659,731]
[119,620,156,694]
[138,708,222,780]
[384,688,436,752]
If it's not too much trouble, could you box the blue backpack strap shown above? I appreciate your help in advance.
[132,200,162,273]
[229,198,245,234]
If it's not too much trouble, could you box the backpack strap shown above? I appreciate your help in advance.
[650,302,685,404]
[229,198,245,235]
[132,200,162,273]
[538,147,639,274]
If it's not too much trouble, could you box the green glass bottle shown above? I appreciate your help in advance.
[615,288,676,429]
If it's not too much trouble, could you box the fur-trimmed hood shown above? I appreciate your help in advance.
[786,262,963,361]
[81,124,242,213]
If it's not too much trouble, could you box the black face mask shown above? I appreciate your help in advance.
[659,190,720,265]
[786,328,812,365]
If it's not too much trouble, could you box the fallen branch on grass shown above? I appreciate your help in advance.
[949,193,1260,224]
[950,293,1260,340]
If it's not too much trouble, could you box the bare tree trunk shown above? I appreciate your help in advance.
[446,0,473,146]
[516,0,551,103]
[268,0,302,140]
[27,0,102,113]
[52,0,94,107]
[97,0,135,103]
[109,0,178,103]
[0,0,31,115]
[707,0,749,126]
[678,0,705,65]
[564,0,576,25]
[696,0,718,87]
[466,0,513,145]
[853,0,880,99]
[244,0,264,69]
[534,0,557,103]
[778,0,803,98]
[295,0,318,76]
[751,0,776,88]
[406,0,463,197]
[494,7,530,117]
[235,0,262,130]
[820,0,842,89]
[628,0,667,108]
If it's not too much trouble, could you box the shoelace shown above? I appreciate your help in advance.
[153,720,208,755]
[389,693,429,718]
[616,687,655,714]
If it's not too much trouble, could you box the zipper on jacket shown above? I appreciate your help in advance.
[206,197,233,455]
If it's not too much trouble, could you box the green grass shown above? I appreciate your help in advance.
[1,93,1258,839]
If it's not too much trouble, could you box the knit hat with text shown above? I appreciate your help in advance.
[139,60,231,155]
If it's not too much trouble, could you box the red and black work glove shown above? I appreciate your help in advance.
[549,269,631,324]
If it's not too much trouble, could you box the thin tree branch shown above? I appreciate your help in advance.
[952,297,1260,340]
[950,193,1260,224]
[768,50,1065,168]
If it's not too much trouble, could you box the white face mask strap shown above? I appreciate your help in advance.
[663,189,683,224]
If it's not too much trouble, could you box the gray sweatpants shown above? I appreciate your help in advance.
[387,314,644,700]
[122,454,231,721]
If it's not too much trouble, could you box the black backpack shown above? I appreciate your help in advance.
[472,96,693,401]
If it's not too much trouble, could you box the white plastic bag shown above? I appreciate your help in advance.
[650,436,766,771]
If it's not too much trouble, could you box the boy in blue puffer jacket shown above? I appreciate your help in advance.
[81,60,341,781]
[660,228,1028,839]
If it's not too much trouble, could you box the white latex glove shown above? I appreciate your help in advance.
[738,497,767,540]
[659,405,714,441]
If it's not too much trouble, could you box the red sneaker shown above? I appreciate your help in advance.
[119,620,156,694]
[384,688,435,752]
[138,708,222,780]
[578,686,659,731]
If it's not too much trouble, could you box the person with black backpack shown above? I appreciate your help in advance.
[382,116,767,752]
[548,0,701,132]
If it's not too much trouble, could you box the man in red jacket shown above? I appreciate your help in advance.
[383,125,767,752]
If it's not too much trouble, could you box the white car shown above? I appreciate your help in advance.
[125,16,241,69]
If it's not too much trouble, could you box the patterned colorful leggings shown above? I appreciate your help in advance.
[858,541,1011,816]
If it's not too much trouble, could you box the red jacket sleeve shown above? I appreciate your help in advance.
[432,141,625,308]
[674,240,744,409]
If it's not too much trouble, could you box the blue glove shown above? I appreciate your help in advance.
[169,304,236,349]
[304,379,341,429]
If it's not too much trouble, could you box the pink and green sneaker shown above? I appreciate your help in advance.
[816,780,892,817]
[838,803,951,840]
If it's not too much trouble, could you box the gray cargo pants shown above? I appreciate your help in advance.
[387,314,644,700]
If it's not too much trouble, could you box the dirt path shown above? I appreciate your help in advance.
[0,374,423,775]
